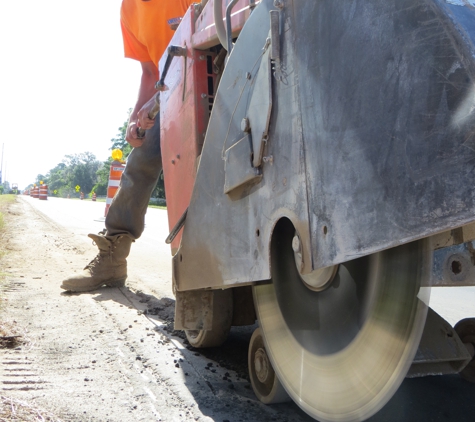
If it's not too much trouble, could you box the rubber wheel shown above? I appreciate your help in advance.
[454,318,475,383]
[185,289,233,348]
[248,327,291,404]
[253,218,430,422]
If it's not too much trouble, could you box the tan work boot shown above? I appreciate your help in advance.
[61,233,133,292]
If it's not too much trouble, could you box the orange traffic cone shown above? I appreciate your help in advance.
[39,184,48,200]
[104,161,125,217]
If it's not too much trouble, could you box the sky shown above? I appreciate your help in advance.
[0,0,142,189]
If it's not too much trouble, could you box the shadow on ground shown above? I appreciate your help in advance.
[61,286,475,422]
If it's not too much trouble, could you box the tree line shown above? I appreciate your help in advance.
[26,115,165,200]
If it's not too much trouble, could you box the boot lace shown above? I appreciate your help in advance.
[84,242,113,270]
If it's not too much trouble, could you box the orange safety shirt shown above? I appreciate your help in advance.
[120,0,194,70]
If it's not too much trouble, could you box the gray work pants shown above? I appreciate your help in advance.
[105,120,162,240]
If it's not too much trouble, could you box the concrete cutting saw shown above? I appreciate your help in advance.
[157,1,475,420]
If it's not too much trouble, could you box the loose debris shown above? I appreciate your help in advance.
[0,321,25,349]
[0,396,63,422]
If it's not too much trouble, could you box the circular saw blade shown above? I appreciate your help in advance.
[254,220,431,422]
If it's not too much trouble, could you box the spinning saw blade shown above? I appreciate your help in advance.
[253,220,431,422]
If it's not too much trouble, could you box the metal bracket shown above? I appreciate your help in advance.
[247,46,273,168]
[408,307,472,378]
[226,0,240,55]
[432,240,475,286]
[174,290,214,330]
[224,135,262,194]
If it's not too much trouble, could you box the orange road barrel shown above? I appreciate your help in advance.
[32,187,39,198]
[92,192,97,202]
[80,192,84,200]
[39,184,48,200]
[105,161,125,217]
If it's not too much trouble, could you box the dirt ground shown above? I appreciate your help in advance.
[0,198,310,422]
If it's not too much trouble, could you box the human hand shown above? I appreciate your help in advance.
[137,95,159,130]
[126,121,145,148]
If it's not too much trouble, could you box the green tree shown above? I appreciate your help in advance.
[62,152,101,194]
[35,174,47,185]
[34,110,166,201]
[110,113,133,158]
[47,163,67,192]
[152,170,166,199]
[42,153,101,197]
[92,161,111,195]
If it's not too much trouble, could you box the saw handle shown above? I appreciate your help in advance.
[136,92,160,139]
[165,207,188,244]
[137,45,186,139]
[155,45,187,90]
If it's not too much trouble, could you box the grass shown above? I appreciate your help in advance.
[66,197,106,202]
[0,195,16,232]
[0,196,16,299]
[0,194,17,206]
[61,196,167,209]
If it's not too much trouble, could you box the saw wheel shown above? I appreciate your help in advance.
[185,289,233,348]
[248,327,290,404]
[253,219,430,422]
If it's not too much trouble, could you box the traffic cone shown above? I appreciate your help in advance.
[105,160,125,217]
[39,184,48,200]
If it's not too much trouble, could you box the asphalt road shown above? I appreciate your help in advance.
[22,195,475,422]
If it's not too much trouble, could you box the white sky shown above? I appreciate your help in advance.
[0,0,142,189]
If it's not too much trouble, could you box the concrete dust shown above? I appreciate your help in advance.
[0,198,310,422]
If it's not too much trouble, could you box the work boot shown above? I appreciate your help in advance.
[61,233,133,292]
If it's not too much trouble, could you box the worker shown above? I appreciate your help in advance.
[61,0,194,292]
